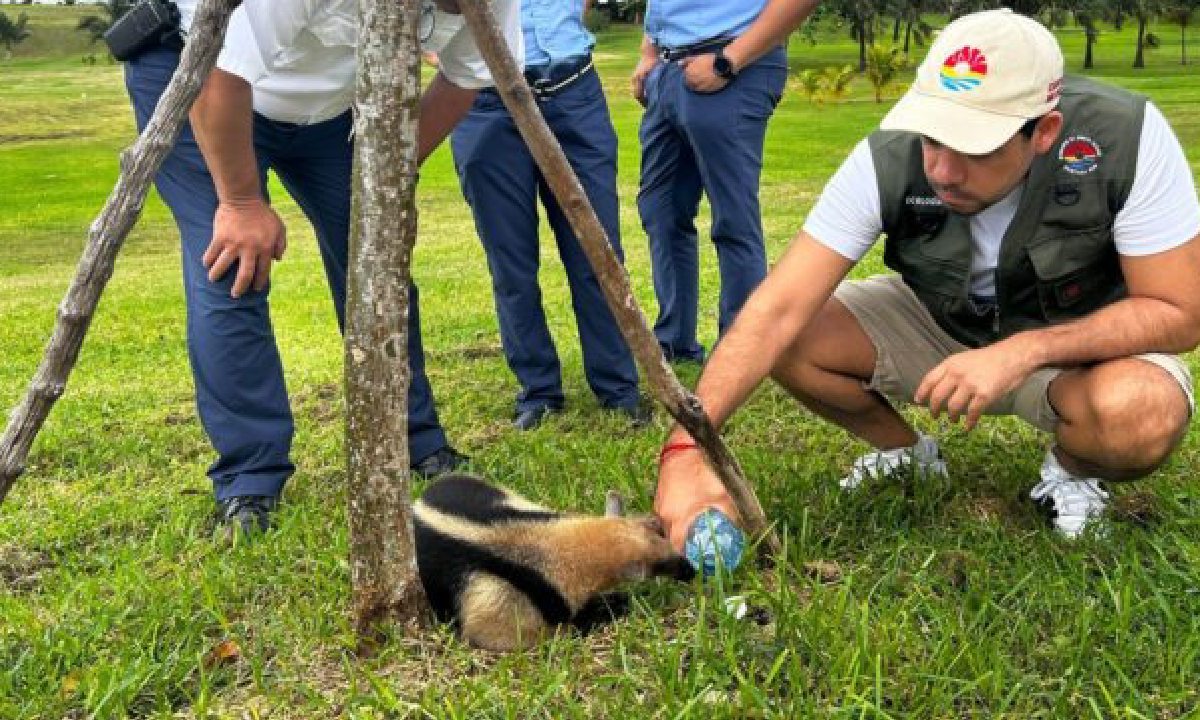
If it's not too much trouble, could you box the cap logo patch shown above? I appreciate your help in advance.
[1046,77,1063,102]
[1058,135,1102,175]
[939,46,988,92]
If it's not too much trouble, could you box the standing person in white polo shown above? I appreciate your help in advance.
[653,9,1200,543]
[121,0,523,535]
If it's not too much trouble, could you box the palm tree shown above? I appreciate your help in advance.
[0,10,31,58]
[1048,0,1104,69]
[1164,0,1197,63]
[865,44,907,102]
[898,0,933,58]
[1122,0,1162,68]
[77,0,133,46]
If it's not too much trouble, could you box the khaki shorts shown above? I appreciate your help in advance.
[833,275,1196,433]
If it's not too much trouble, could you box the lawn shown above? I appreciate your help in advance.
[2,8,1200,719]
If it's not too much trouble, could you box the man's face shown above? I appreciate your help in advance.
[920,112,1063,215]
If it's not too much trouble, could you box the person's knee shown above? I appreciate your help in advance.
[769,299,874,394]
[1078,363,1189,471]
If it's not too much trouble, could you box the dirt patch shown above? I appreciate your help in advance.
[1111,490,1163,528]
[0,545,55,593]
[0,131,79,145]
[427,341,504,361]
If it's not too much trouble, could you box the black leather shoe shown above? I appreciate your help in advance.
[411,446,469,479]
[216,495,277,536]
[512,406,558,431]
[613,402,653,428]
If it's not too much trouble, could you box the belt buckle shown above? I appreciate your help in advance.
[530,76,553,100]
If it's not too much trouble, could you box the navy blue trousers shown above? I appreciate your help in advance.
[637,45,788,361]
[450,69,639,413]
[124,47,448,501]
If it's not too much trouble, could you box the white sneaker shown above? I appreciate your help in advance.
[1029,449,1109,539]
[840,434,948,490]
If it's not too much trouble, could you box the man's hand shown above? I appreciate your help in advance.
[203,198,287,298]
[654,445,740,551]
[680,53,731,94]
[913,339,1039,431]
[631,54,660,107]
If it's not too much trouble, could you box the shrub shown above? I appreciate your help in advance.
[864,44,906,103]
[795,64,857,104]
[584,7,611,33]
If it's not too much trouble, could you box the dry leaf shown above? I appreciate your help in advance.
[203,639,242,668]
[60,672,81,699]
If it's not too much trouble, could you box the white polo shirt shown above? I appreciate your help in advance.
[178,0,523,125]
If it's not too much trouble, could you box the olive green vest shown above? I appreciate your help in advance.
[868,77,1145,348]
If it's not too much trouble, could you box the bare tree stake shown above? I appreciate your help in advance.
[458,0,780,560]
[0,0,242,504]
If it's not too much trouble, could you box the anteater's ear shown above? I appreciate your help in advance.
[605,490,625,518]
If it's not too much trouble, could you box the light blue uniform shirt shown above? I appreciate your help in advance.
[522,0,594,68]
[644,0,766,49]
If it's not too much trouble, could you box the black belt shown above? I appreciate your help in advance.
[482,55,594,101]
[658,36,731,62]
[523,55,594,100]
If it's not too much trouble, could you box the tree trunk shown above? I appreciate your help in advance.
[457,0,781,561]
[903,20,913,56]
[0,0,241,504]
[892,15,901,43]
[1084,29,1095,69]
[1134,16,1147,68]
[858,20,868,71]
[345,0,431,640]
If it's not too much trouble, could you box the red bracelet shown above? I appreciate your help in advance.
[658,441,700,466]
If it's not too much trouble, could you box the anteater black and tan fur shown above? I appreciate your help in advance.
[413,473,694,651]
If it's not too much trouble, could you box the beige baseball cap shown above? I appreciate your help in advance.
[880,9,1064,155]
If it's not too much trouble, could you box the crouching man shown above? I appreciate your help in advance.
[655,9,1200,541]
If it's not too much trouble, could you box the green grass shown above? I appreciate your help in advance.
[3,11,1200,719]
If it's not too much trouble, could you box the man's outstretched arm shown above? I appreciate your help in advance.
[655,232,854,550]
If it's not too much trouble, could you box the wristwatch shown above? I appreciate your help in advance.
[713,49,738,80]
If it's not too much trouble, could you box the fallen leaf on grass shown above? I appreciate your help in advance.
[203,639,242,669]
[60,672,81,699]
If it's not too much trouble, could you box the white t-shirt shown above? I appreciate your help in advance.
[803,103,1200,297]
[178,0,523,125]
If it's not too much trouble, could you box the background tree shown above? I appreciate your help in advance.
[897,0,934,57]
[1075,1,1105,68]
[1046,0,1104,69]
[835,0,879,70]
[0,10,31,57]
[76,0,132,46]
[1164,0,1197,62]
[1123,0,1162,67]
